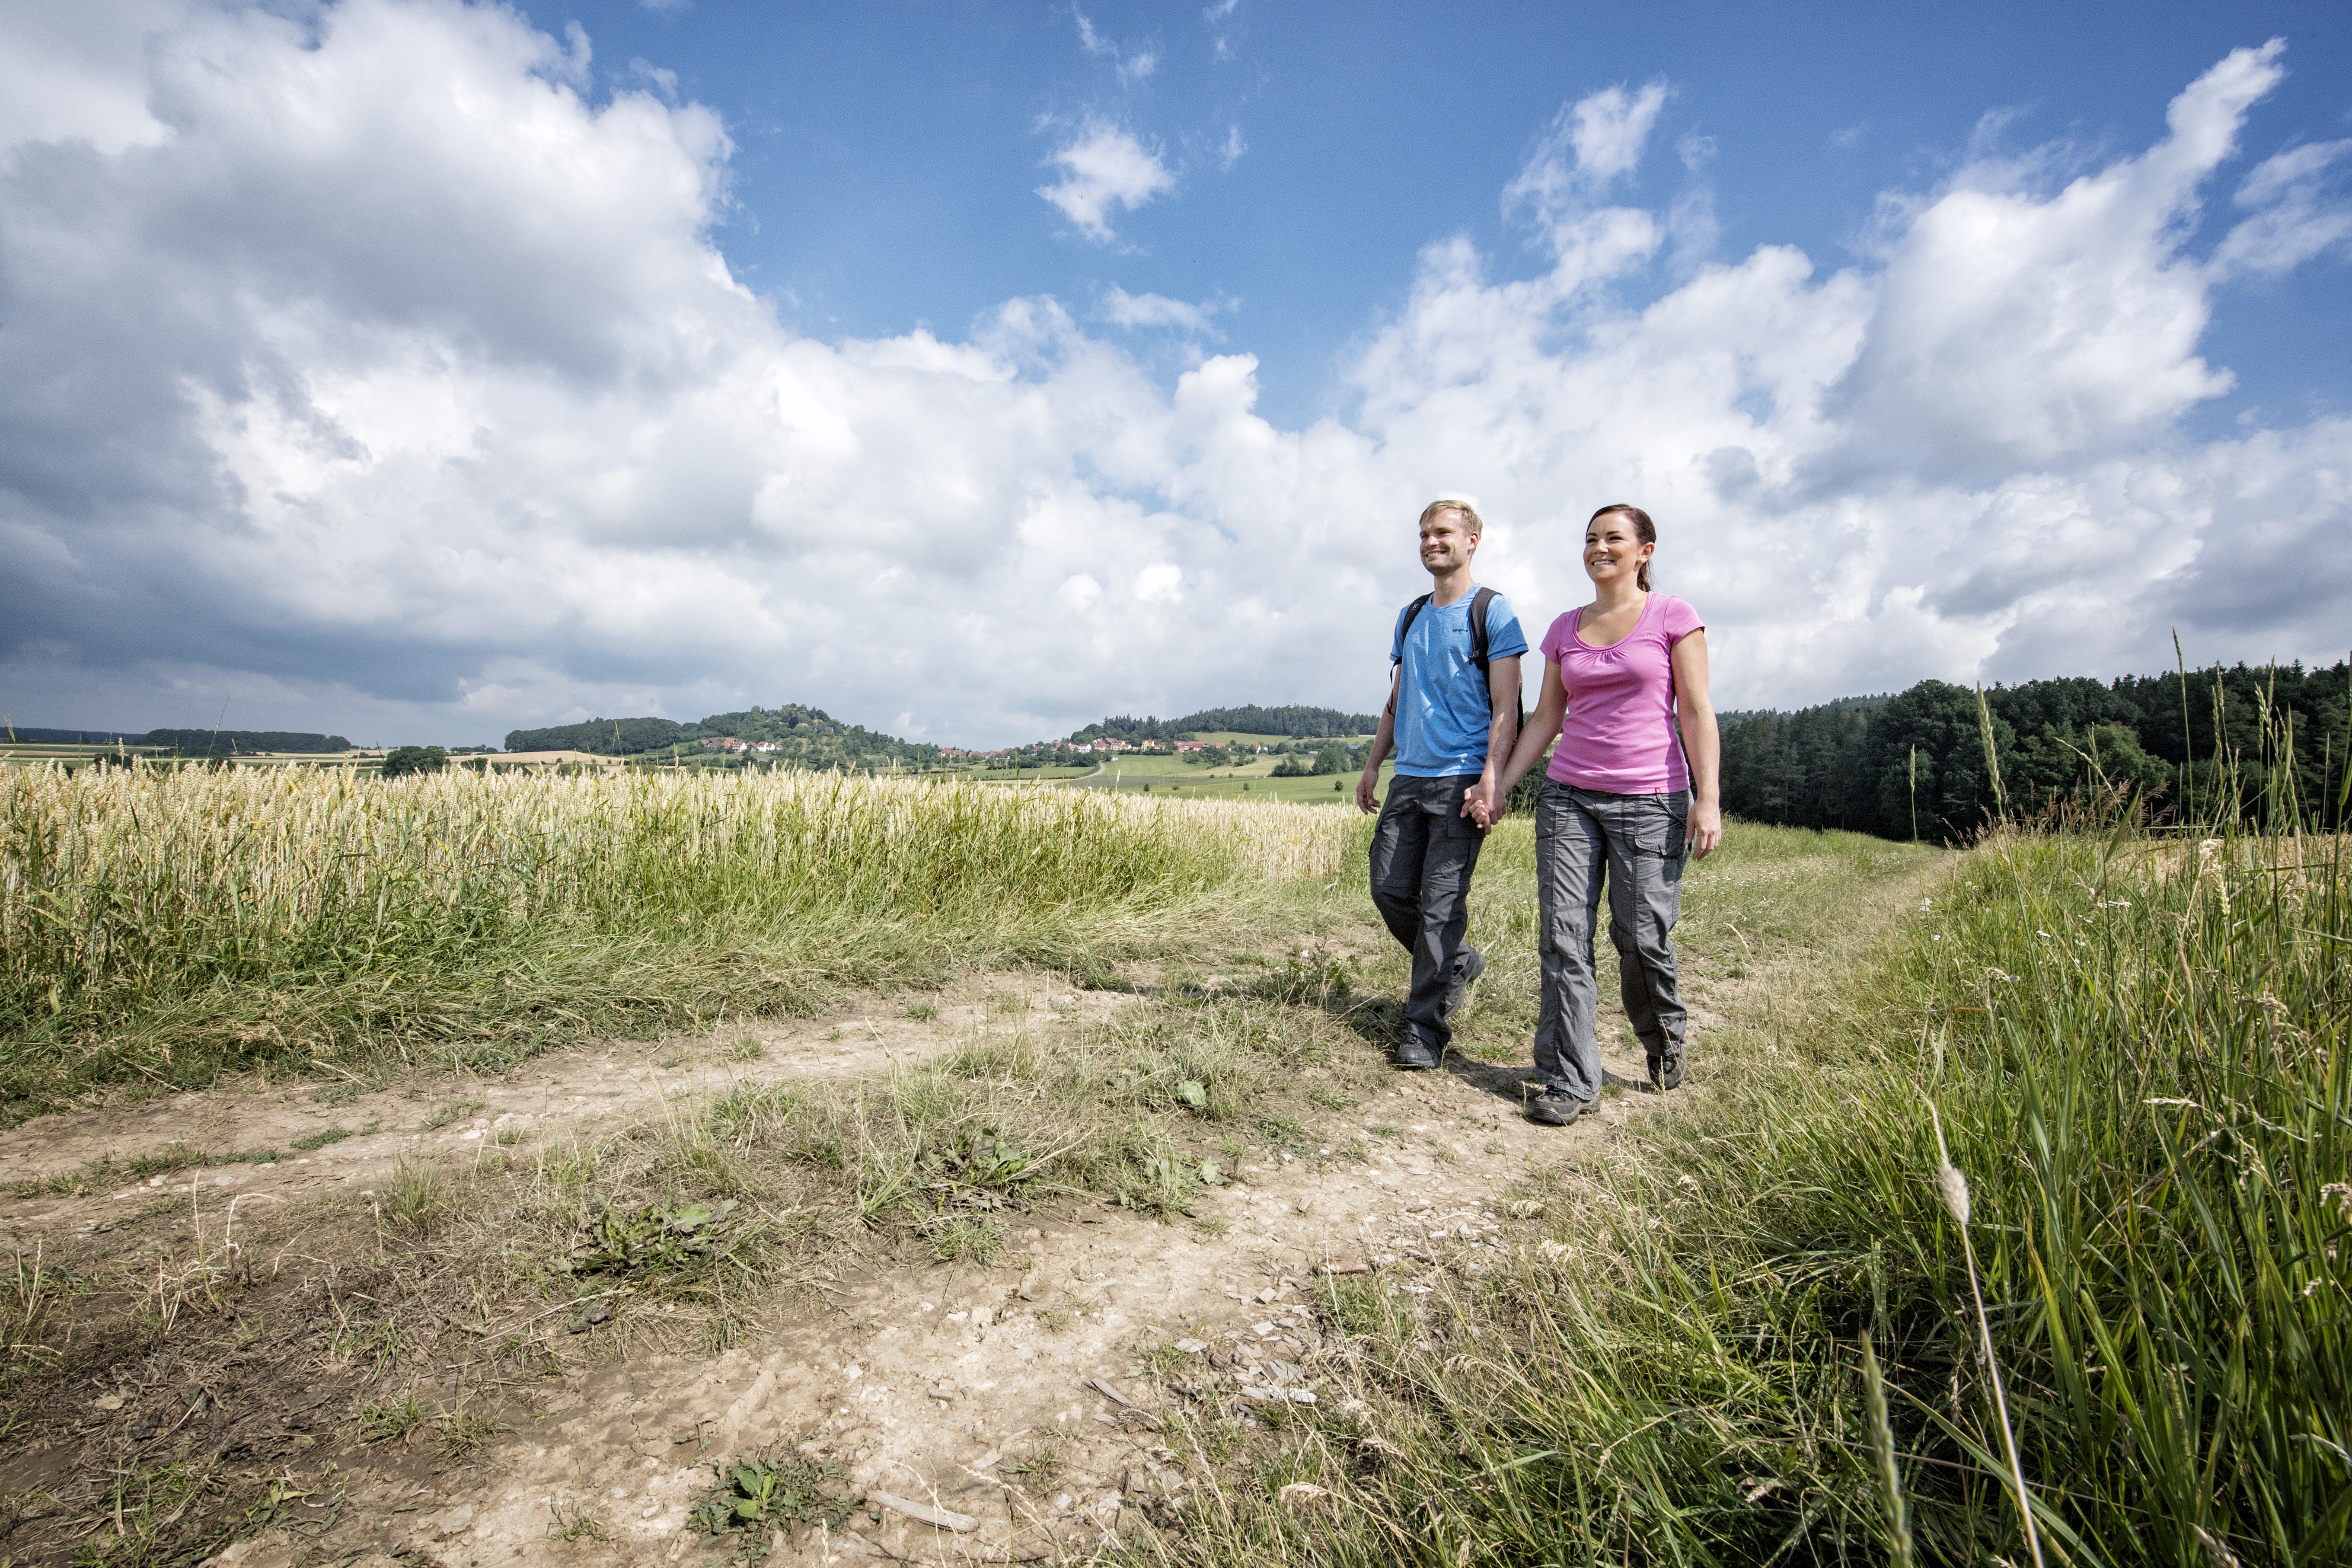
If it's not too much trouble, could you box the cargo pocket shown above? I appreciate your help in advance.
[1636,802,1687,884]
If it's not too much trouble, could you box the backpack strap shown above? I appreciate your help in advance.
[1469,586,1497,674]
[1470,587,1525,732]
[1393,593,1434,663]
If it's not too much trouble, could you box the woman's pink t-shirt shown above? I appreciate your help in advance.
[1540,594,1705,794]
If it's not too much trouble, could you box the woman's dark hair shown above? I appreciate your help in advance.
[1588,503,1656,591]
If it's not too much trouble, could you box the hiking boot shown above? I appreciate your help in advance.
[1442,945,1486,1020]
[1395,1038,1439,1070]
[1649,1046,1685,1091]
[1526,1089,1585,1127]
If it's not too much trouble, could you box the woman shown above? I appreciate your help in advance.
[1471,503,1721,1127]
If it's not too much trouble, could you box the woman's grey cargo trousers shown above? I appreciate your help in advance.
[1532,781,1689,1105]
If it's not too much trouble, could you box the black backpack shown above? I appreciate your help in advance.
[1397,586,1523,728]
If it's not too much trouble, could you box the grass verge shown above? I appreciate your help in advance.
[1129,827,2347,1567]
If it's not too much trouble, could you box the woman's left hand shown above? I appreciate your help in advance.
[1686,800,1723,859]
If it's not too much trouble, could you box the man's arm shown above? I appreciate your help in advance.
[1357,666,1401,814]
[1470,658,1564,825]
[1672,630,1723,858]
[1463,654,1522,826]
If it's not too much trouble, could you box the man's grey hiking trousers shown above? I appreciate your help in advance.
[1532,781,1690,1104]
[1369,773,1486,1058]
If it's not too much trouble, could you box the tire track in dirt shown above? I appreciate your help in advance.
[2,975,1127,1244]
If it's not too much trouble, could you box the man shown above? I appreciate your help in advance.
[1356,499,1525,1069]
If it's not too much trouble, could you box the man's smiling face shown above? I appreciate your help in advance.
[1419,507,1478,576]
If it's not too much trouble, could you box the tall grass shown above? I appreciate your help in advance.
[1142,823,2348,1567]
[0,765,1363,1111]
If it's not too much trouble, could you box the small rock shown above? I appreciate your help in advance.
[1173,1338,1207,1354]
[434,1503,475,1538]
[93,1394,126,1412]
[869,1490,978,1533]
[928,1382,957,1401]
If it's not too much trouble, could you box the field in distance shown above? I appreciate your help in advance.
[1081,750,1392,803]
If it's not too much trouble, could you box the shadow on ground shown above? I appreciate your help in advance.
[1436,1050,1651,1106]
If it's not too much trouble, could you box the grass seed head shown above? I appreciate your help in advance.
[1937,1160,1971,1227]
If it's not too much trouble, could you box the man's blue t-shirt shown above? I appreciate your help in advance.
[1390,590,1529,777]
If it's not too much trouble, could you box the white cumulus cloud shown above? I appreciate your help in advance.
[1037,121,1176,244]
[1075,10,1157,86]
[0,7,2343,750]
[1099,285,1230,335]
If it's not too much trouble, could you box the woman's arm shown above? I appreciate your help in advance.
[1357,666,1401,814]
[1468,658,1567,825]
[1671,629,1722,858]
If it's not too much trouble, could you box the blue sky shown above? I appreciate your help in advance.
[559,0,2352,433]
[2,0,2349,746]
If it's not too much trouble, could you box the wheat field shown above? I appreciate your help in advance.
[0,763,1367,1110]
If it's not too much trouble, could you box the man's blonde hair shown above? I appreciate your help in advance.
[1418,498,1484,535]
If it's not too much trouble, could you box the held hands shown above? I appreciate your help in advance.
[1685,800,1724,859]
[1461,779,1500,830]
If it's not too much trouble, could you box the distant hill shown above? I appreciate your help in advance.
[4,725,351,753]
[504,716,691,755]
[1069,704,1377,743]
[505,703,944,770]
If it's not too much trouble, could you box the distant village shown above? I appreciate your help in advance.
[696,735,1274,761]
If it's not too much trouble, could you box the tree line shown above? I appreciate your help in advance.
[504,704,945,770]
[3,726,353,754]
[1717,661,2350,842]
[1068,704,1376,743]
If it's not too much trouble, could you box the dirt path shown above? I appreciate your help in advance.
[1,836,1941,1568]
[189,1046,1668,1568]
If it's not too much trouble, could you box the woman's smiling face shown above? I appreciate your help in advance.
[1583,512,1654,586]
